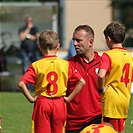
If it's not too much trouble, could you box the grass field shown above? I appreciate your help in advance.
[0,92,33,133]
[0,92,133,133]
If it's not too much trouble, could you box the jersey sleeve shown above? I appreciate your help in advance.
[100,52,111,73]
[68,62,83,83]
[20,64,36,85]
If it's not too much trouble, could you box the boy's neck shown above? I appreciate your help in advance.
[112,43,123,48]
[43,49,57,56]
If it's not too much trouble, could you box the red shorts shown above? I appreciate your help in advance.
[32,96,66,133]
[103,117,125,132]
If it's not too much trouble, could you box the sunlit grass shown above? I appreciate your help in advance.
[0,92,133,133]
[1,92,33,133]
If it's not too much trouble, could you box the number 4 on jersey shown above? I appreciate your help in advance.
[120,63,130,87]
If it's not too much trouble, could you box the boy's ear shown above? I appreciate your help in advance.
[57,43,60,50]
[39,45,43,53]
[107,36,111,41]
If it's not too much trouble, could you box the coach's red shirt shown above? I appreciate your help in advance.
[66,52,102,130]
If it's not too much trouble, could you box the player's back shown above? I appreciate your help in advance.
[105,48,133,91]
[32,56,69,97]
[103,48,133,118]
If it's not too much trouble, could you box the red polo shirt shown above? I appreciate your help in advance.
[66,52,102,130]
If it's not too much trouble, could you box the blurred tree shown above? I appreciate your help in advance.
[111,0,133,47]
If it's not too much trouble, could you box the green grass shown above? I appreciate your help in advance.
[0,92,133,133]
[0,92,33,133]
[125,94,133,132]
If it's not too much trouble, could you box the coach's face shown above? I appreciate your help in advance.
[72,30,93,56]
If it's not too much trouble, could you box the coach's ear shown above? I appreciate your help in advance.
[88,38,94,47]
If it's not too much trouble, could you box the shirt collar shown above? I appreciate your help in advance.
[112,47,126,50]
[43,55,57,58]
[82,52,98,64]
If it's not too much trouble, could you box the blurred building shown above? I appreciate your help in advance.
[64,0,112,50]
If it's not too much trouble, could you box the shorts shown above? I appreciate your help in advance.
[32,96,66,133]
[103,117,125,132]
